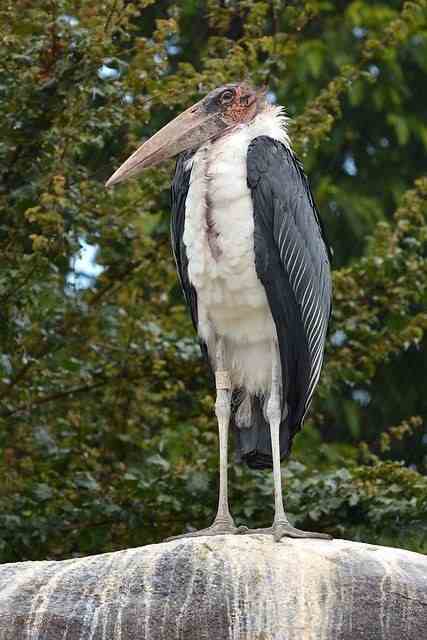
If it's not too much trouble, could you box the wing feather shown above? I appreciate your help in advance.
[171,152,197,328]
[170,152,208,361]
[247,136,332,442]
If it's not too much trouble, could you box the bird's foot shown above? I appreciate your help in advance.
[166,517,247,542]
[239,519,332,542]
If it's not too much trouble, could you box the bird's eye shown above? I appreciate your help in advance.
[220,90,234,104]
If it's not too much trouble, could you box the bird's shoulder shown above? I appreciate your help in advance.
[247,135,332,264]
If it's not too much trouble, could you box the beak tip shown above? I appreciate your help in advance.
[105,175,118,188]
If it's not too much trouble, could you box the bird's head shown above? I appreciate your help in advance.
[106,83,266,187]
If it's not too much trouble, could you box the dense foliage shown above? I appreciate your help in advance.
[0,0,426,562]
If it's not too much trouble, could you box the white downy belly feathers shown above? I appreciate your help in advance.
[183,106,290,394]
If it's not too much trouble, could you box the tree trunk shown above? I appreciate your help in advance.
[1,537,426,639]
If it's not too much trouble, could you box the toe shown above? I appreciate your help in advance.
[236,525,249,534]
[165,522,244,541]
[274,524,332,541]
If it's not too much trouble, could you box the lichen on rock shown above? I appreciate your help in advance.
[0,536,426,640]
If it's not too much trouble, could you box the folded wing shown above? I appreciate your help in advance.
[247,136,332,443]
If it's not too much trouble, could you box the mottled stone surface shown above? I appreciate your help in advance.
[0,536,426,639]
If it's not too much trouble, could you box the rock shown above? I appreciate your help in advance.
[0,536,426,639]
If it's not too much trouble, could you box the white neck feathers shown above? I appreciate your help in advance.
[246,104,292,149]
[184,105,291,171]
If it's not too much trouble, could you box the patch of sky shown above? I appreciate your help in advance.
[167,37,181,56]
[58,14,79,28]
[331,330,347,347]
[122,93,134,104]
[368,64,380,78]
[168,45,181,55]
[98,65,120,81]
[353,26,367,39]
[0,354,12,376]
[67,240,104,291]
[352,389,371,406]
[153,53,168,76]
[266,91,277,104]
[343,154,357,176]
[402,236,419,248]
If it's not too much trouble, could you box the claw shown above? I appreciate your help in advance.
[166,520,246,542]
[274,521,332,541]
[240,520,332,542]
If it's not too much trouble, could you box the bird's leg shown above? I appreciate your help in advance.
[166,338,245,541]
[268,353,288,529]
[240,344,332,542]
[211,337,237,530]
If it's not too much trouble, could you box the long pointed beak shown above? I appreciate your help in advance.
[106,99,227,187]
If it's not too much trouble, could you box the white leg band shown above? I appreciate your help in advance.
[215,370,231,391]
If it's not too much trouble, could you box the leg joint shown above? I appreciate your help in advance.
[215,370,231,391]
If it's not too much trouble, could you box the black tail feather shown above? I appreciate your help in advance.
[232,394,290,470]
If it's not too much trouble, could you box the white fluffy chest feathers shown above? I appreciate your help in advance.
[183,132,255,285]
[182,107,290,311]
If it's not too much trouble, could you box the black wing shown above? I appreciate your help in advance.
[247,136,332,444]
[170,151,198,331]
[171,151,209,360]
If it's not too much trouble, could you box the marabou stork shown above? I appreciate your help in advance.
[106,83,332,542]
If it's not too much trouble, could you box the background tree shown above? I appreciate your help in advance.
[0,0,426,561]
